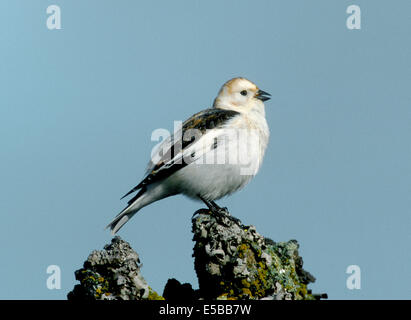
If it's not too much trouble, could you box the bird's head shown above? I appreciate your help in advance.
[213,77,271,114]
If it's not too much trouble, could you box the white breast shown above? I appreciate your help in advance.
[163,112,269,201]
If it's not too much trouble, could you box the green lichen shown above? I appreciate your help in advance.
[76,270,111,299]
[147,287,165,300]
[193,212,316,300]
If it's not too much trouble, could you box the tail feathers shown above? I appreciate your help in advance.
[106,209,137,235]
[106,190,145,235]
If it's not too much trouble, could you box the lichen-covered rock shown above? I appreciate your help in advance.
[68,209,325,300]
[67,236,163,300]
[192,209,316,300]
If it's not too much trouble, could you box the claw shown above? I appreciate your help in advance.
[197,195,242,226]
[192,208,211,219]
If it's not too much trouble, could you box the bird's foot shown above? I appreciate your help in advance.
[196,196,242,226]
[192,208,210,219]
[216,206,229,215]
[192,206,242,226]
[210,206,242,226]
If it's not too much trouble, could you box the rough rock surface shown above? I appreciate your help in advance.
[192,209,316,300]
[68,208,323,300]
[67,236,163,300]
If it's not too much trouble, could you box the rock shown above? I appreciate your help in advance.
[67,236,163,300]
[68,208,324,300]
[192,209,316,300]
[162,278,199,302]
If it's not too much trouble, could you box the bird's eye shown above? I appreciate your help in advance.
[240,90,247,96]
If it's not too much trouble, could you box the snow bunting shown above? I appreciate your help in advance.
[107,77,271,234]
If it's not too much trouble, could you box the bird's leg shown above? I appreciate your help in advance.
[198,196,219,213]
[197,196,241,226]
[209,200,229,214]
[192,196,215,219]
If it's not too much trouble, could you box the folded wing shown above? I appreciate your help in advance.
[121,108,240,203]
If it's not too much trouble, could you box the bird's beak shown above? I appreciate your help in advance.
[256,89,271,102]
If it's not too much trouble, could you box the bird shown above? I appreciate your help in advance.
[106,77,271,234]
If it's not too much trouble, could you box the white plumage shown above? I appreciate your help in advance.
[107,77,270,234]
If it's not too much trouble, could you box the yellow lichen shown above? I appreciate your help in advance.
[241,287,253,298]
[241,279,250,288]
[147,288,165,300]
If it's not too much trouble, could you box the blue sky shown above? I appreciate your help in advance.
[0,0,410,299]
